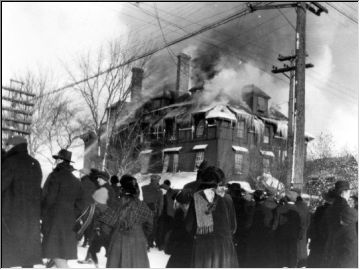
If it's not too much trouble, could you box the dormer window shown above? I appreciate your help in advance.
[257,96,267,112]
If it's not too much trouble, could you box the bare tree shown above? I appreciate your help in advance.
[307,132,335,160]
[65,37,152,171]
[19,71,85,166]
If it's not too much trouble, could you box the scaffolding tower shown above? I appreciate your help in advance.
[2,80,35,147]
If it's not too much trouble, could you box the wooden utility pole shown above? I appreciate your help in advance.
[293,2,307,190]
[253,1,328,191]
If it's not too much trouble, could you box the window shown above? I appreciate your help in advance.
[162,154,170,173]
[264,126,270,144]
[140,153,151,174]
[257,96,267,112]
[249,131,256,148]
[163,152,179,173]
[196,120,205,137]
[194,151,205,171]
[263,158,271,174]
[173,153,179,173]
[237,121,245,138]
[234,153,244,174]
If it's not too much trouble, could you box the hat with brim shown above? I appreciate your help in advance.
[52,149,74,163]
[151,174,161,181]
[335,180,350,193]
[285,190,298,202]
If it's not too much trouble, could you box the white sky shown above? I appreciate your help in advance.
[2,2,359,169]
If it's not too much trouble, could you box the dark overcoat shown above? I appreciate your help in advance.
[80,174,98,206]
[246,200,277,267]
[2,143,43,267]
[273,202,301,268]
[307,203,331,267]
[41,162,85,259]
[323,196,358,268]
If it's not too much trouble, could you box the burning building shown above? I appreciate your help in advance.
[82,52,314,187]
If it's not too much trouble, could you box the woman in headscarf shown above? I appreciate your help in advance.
[100,175,153,268]
[185,166,238,268]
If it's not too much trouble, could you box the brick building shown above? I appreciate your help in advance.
[82,53,313,187]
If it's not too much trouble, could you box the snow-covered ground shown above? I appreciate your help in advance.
[35,245,170,268]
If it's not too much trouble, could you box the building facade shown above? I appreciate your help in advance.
[82,53,313,188]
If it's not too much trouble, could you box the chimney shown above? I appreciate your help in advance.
[176,53,191,96]
[130,67,144,102]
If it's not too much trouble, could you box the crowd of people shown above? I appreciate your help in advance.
[1,135,358,268]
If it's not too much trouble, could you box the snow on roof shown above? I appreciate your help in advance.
[163,147,182,152]
[228,106,252,119]
[205,104,237,122]
[260,150,275,157]
[232,145,249,153]
[139,149,153,154]
[193,144,208,150]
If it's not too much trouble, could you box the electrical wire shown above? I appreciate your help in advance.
[326,2,358,24]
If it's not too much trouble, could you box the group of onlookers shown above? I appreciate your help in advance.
[2,136,358,268]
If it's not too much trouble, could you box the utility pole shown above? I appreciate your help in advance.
[293,2,307,191]
[251,1,328,191]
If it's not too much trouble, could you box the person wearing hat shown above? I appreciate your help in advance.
[185,166,238,268]
[41,149,85,268]
[272,190,302,268]
[77,169,115,267]
[166,189,193,268]
[323,180,358,268]
[2,135,43,268]
[227,183,254,267]
[101,175,153,268]
[141,174,164,249]
[245,190,277,267]
[307,188,337,267]
[183,160,209,194]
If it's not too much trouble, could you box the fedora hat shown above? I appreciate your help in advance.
[335,180,350,193]
[52,149,74,163]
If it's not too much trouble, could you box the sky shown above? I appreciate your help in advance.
[2,2,359,173]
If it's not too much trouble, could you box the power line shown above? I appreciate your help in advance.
[32,3,266,100]
[326,2,358,24]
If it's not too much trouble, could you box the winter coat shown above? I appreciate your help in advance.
[323,195,358,268]
[246,200,277,267]
[142,183,163,217]
[101,195,153,268]
[231,195,254,267]
[2,143,43,267]
[186,192,238,268]
[41,162,85,260]
[295,199,311,267]
[166,208,193,268]
[80,174,98,206]
[273,202,301,268]
[307,202,331,267]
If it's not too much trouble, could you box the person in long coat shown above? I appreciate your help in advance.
[142,174,163,248]
[323,180,358,268]
[246,190,277,267]
[272,191,301,268]
[228,183,254,267]
[100,175,153,268]
[2,136,43,268]
[185,166,238,268]
[41,149,85,268]
[307,188,336,267]
[165,189,193,268]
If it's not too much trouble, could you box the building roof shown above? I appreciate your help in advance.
[205,104,237,122]
[242,84,271,99]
